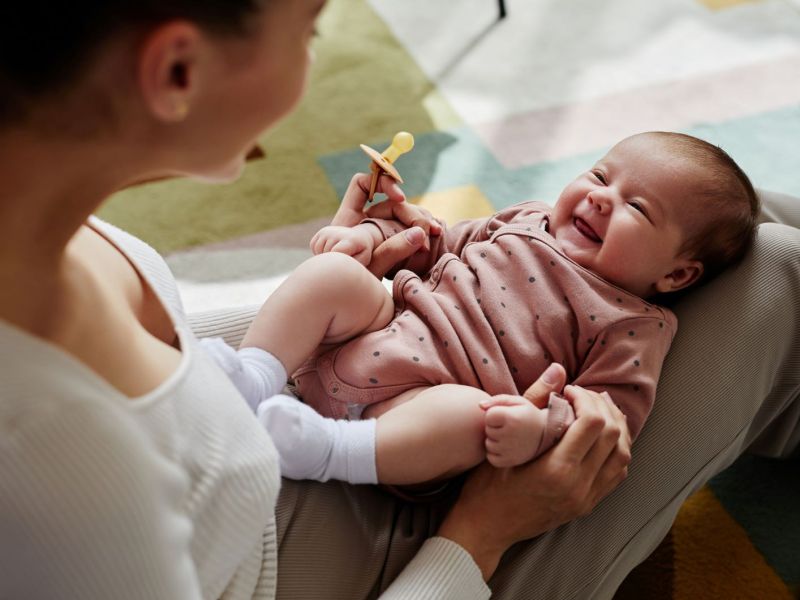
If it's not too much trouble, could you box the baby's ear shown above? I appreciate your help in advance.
[655,259,704,293]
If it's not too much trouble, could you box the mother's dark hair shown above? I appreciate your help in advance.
[0,1,265,125]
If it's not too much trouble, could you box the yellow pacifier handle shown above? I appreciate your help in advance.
[381,132,415,164]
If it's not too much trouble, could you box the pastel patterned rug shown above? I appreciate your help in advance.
[98,0,800,596]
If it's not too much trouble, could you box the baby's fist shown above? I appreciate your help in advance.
[310,225,377,266]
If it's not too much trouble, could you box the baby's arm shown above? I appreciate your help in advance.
[572,315,677,441]
[312,199,553,281]
[366,371,572,484]
[364,201,554,278]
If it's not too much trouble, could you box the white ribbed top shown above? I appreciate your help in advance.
[0,218,489,599]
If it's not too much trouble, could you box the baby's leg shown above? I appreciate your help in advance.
[260,384,490,486]
[364,385,492,485]
[241,252,394,374]
[369,387,576,480]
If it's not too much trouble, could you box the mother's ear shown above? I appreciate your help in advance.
[137,21,204,123]
[655,258,704,294]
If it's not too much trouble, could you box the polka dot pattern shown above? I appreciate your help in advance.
[303,207,676,436]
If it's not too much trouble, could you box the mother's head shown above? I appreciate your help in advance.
[0,0,325,181]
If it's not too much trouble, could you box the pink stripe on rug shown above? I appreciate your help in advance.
[474,53,800,168]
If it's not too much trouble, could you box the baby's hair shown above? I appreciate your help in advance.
[0,1,267,126]
[646,131,760,285]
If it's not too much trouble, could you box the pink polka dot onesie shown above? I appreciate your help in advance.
[293,201,677,441]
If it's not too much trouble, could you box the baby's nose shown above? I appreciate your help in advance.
[587,191,611,213]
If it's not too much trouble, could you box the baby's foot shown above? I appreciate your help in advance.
[483,396,548,467]
[256,395,377,483]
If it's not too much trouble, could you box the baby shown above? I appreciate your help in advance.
[203,131,759,486]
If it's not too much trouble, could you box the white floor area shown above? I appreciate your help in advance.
[369,0,800,124]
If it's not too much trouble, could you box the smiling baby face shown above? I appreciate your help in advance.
[549,133,708,298]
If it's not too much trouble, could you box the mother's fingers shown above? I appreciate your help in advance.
[330,174,370,227]
[566,388,631,505]
[549,409,605,465]
[578,396,623,476]
[367,227,427,278]
[331,172,407,227]
[518,362,567,410]
[374,175,407,203]
[600,391,629,435]
[589,442,631,505]
[334,171,442,241]
[366,199,442,240]
[597,391,630,463]
[556,386,621,466]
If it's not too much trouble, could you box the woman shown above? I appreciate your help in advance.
[0,1,631,598]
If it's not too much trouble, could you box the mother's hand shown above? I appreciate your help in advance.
[437,365,632,581]
[330,173,442,278]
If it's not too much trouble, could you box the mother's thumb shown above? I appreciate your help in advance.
[368,226,426,278]
[522,363,567,408]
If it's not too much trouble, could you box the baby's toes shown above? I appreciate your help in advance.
[484,436,504,457]
[486,451,515,468]
[485,438,515,467]
[484,405,510,429]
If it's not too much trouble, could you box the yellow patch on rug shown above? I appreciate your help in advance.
[696,0,762,10]
[410,185,495,223]
[673,487,793,600]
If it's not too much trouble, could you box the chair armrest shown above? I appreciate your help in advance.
[186,304,260,348]
[757,188,800,227]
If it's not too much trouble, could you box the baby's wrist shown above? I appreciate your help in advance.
[356,222,385,247]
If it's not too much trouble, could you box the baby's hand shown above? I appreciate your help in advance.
[310,224,380,266]
[481,395,547,468]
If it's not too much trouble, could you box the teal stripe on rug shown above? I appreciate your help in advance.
[691,105,800,197]
[319,104,800,212]
[317,127,605,207]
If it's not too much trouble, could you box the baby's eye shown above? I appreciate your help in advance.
[591,170,606,184]
[628,201,646,215]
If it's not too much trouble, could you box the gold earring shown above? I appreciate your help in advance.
[175,101,189,121]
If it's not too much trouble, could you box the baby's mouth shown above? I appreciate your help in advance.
[574,217,602,243]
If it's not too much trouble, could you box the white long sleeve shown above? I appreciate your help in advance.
[0,321,282,600]
[0,382,202,600]
[381,538,490,600]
